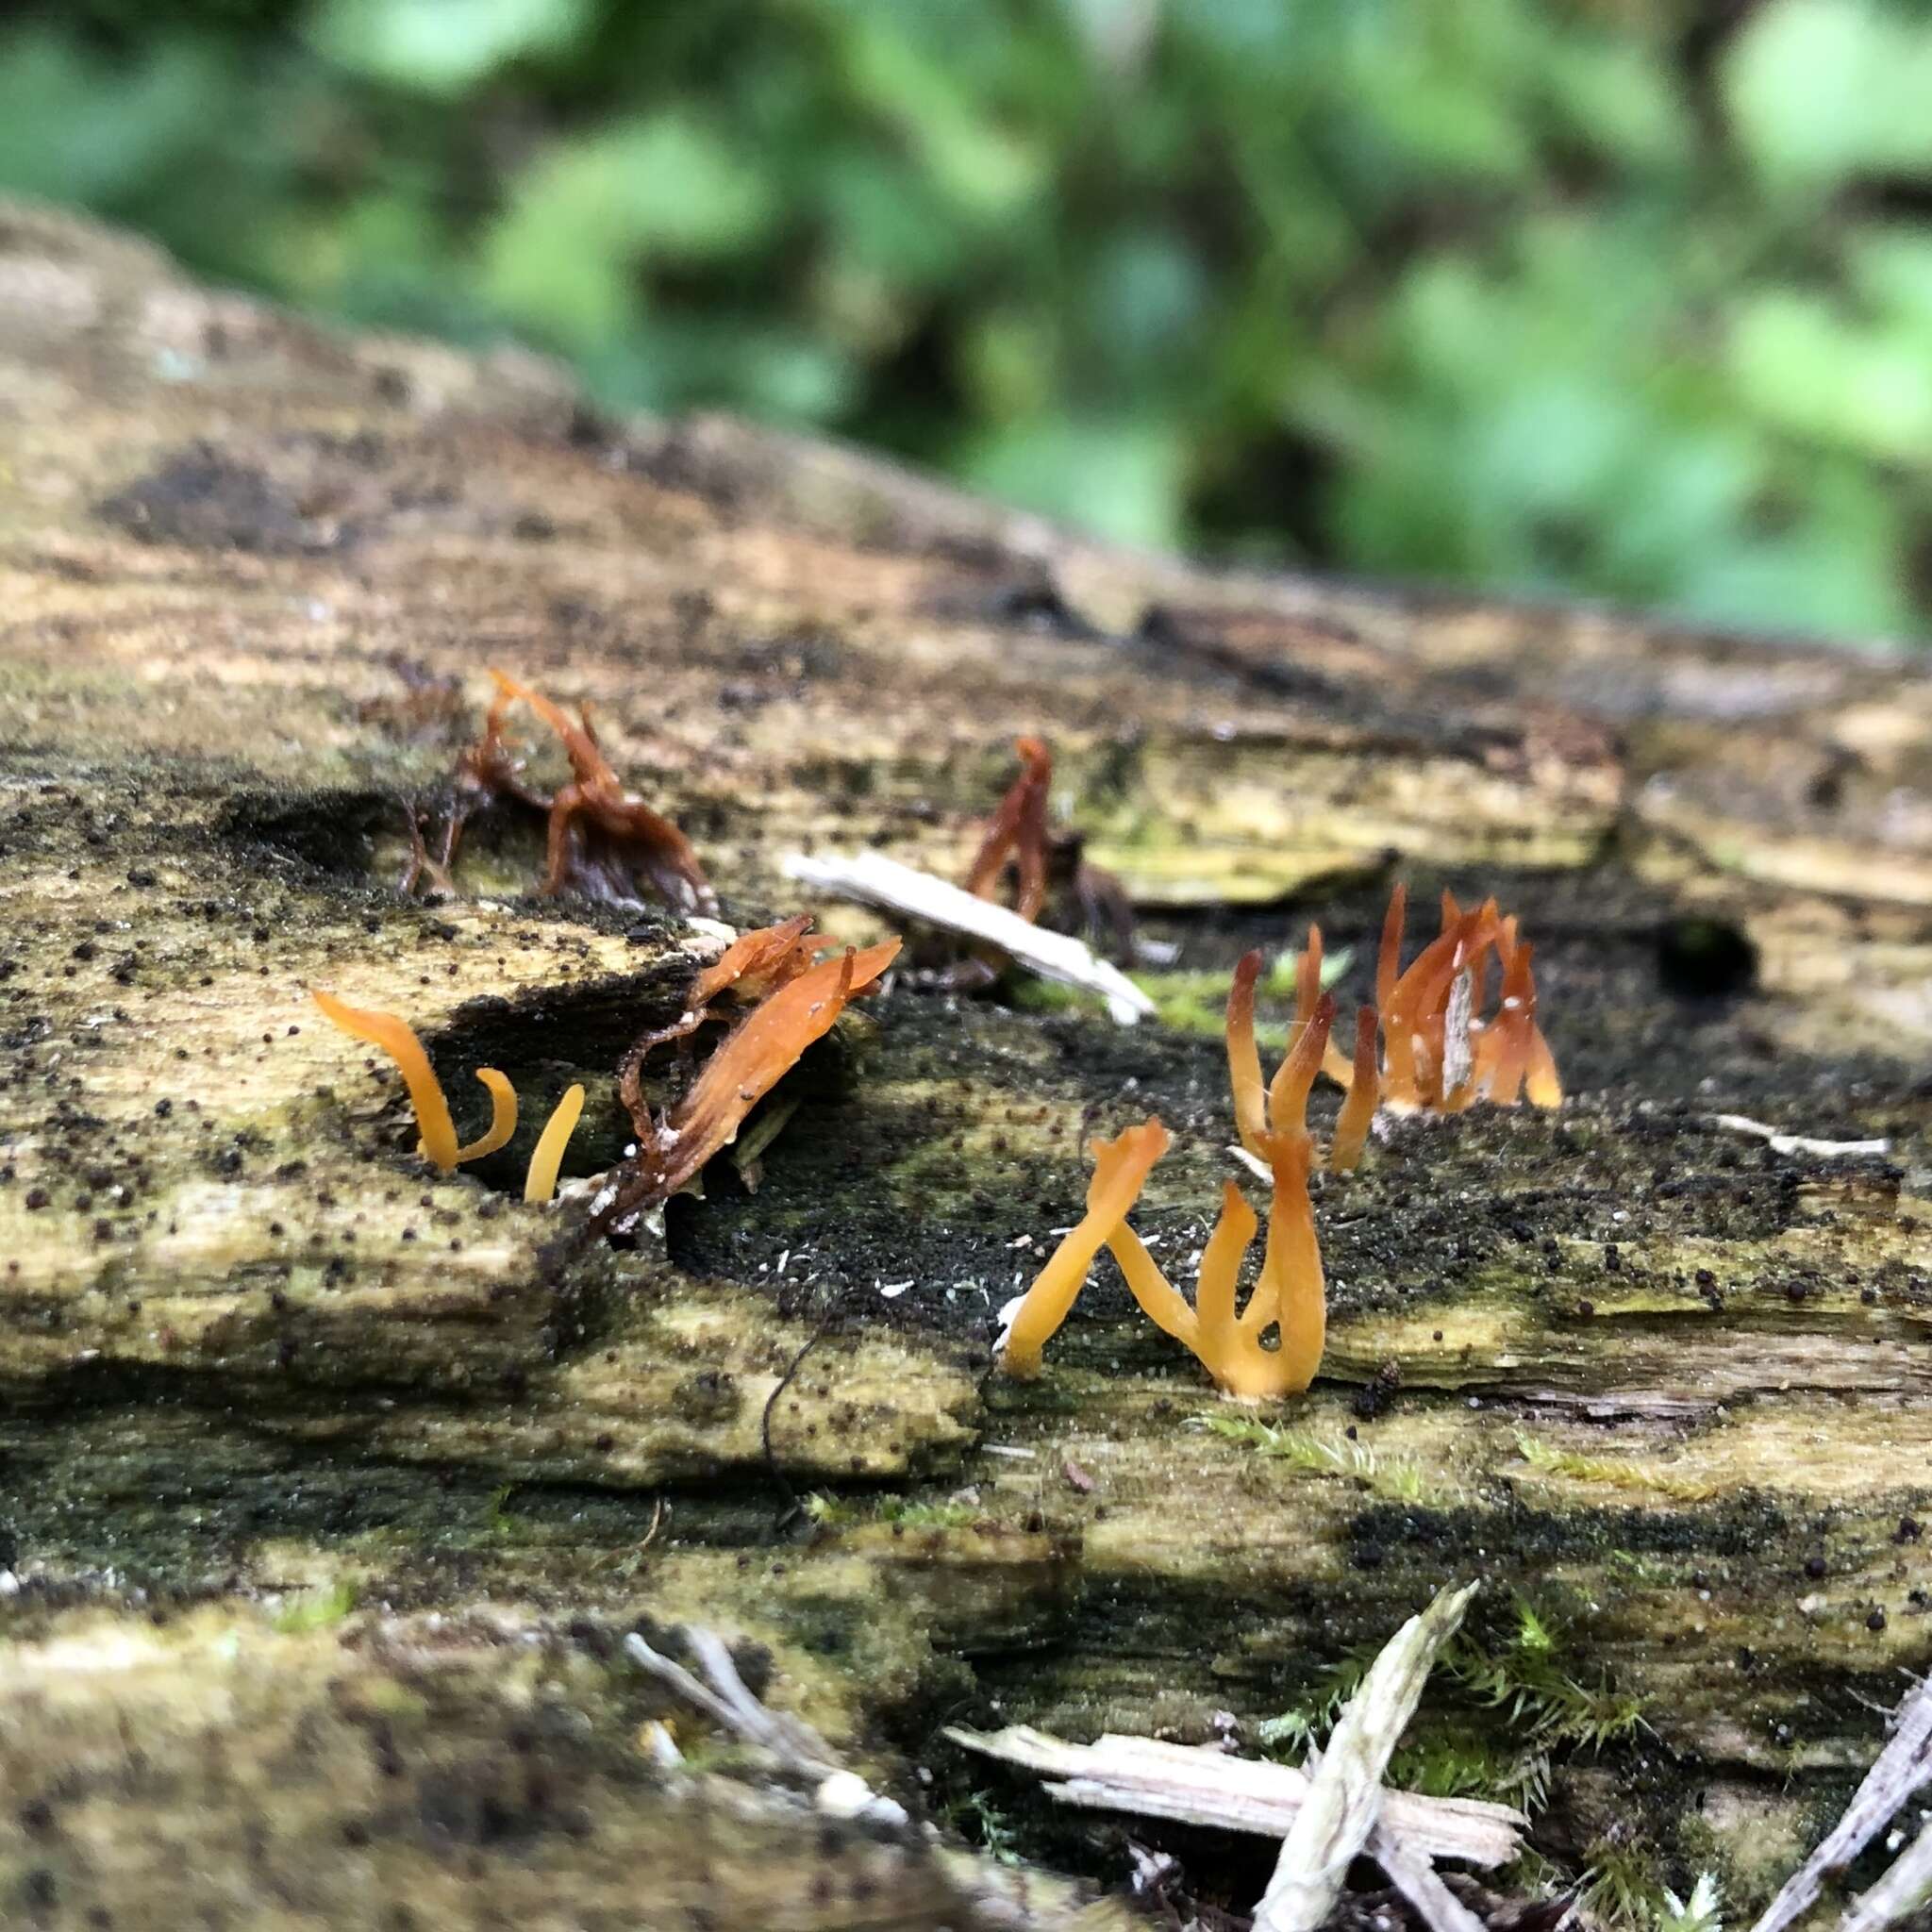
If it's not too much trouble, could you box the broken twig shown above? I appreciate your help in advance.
[943,1719,1522,1869]
[1711,1114,1890,1159]
[1254,1580,1479,1932]
[1748,1672,1932,1932]
[781,849,1155,1024]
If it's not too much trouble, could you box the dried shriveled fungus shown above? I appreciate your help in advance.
[452,669,716,914]
[598,935,901,1234]
[617,913,820,1119]
[958,735,1136,957]
[312,991,582,1200]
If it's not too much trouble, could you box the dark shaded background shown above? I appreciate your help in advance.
[10,0,1932,646]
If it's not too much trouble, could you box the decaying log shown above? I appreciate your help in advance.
[2,198,1931,1925]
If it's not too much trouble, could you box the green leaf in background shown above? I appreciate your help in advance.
[309,0,593,97]
[960,415,1183,550]
[1729,290,1932,462]
[1724,0,1932,192]
[0,31,230,209]
[482,112,778,351]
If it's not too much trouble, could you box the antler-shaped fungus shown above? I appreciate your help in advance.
[1323,886,1561,1115]
[484,668,717,915]
[312,991,585,1202]
[998,964,1338,1400]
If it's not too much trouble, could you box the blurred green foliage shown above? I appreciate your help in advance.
[10,0,1932,643]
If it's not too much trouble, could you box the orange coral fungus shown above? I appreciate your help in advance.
[525,1084,587,1205]
[477,669,716,914]
[1328,1005,1381,1173]
[1000,968,1337,1399]
[997,1121,1171,1377]
[1225,944,1355,1173]
[597,938,901,1235]
[999,1110,1328,1401]
[312,991,586,1199]
[311,991,515,1171]
[965,736,1053,922]
[1324,887,1561,1114]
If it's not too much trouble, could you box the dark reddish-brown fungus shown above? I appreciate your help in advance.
[484,668,716,914]
[964,735,1053,922]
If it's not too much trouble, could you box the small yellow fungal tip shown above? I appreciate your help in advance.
[525,1083,586,1204]
[311,988,461,1171]
[458,1069,518,1162]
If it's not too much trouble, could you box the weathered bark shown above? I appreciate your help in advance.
[1,198,1929,1926]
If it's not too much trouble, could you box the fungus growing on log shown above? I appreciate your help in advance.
[310,990,515,1171]
[965,735,1054,922]
[525,1084,586,1205]
[466,668,716,914]
[956,734,1136,958]
[311,991,583,1200]
[997,1120,1171,1377]
[1322,886,1562,1114]
[1225,941,1359,1174]
[598,937,901,1234]
[998,961,1337,1399]
[617,914,821,1117]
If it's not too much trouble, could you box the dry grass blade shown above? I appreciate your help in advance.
[783,848,1153,1023]
[1254,1580,1479,1932]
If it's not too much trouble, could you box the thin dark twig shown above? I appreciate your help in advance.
[762,1324,828,1534]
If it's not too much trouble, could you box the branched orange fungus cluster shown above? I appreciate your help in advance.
[1000,891,1561,1398]
[310,990,586,1204]
[1001,942,1339,1401]
[312,919,898,1219]
[1319,885,1561,1114]
[317,665,903,1217]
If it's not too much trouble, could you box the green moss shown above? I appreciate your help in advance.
[1197,1413,1452,1506]
[805,1492,982,1532]
[1445,1596,1650,1753]
[271,1576,359,1632]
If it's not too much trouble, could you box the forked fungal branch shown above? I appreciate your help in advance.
[964,735,1053,924]
[999,951,1338,1400]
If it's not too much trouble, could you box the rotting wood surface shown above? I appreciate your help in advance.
[1,199,1930,1927]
